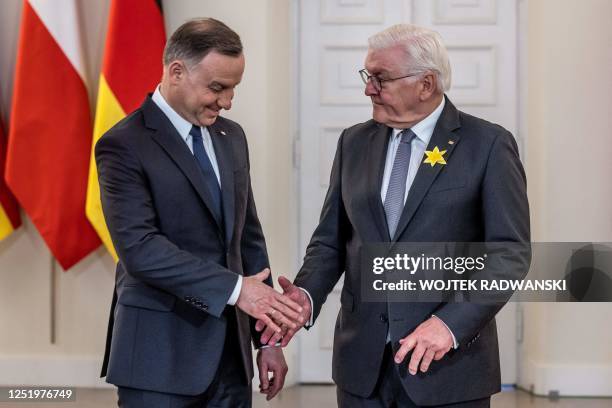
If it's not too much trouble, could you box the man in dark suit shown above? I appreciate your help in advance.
[258,24,530,407]
[96,18,303,407]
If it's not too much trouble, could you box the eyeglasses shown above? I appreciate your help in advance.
[359,69,420,92]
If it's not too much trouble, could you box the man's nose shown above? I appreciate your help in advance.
[364,80,378,97]
[218,92,233,110]
[217,97,232,110]
[218,99,232,110]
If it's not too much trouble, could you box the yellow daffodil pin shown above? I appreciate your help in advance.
[423,146,447,167]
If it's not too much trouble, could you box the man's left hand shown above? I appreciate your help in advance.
[394,316,453,375]
[256,347,288,401]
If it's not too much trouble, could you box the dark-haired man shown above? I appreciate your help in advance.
[97,18,302,407]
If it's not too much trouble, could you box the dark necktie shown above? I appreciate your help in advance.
[190,125,223,222]
[384,129,416,238]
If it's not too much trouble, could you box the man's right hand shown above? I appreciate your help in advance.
[255,276,312,346]
[236,269,304,334]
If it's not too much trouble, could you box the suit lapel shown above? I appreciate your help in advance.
[209,123,235,249]
[143,97,224,233]
[367,124,392,242]
[392,97,462,241]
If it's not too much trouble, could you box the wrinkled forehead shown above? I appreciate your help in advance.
[192,51,245,81]
[364,44,408,75]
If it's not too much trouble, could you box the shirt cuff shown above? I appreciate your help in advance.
[299,287,314,327]
[260,343,282,349]
[227,275,242,305]
[432,314,458,349]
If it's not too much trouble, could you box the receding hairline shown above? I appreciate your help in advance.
[162,17,243,67]
[366,24,452,92]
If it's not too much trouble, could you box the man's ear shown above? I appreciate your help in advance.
[419,72,437,101]
[167,60,185,84]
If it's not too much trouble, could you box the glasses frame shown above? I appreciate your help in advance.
[359,69,421,92]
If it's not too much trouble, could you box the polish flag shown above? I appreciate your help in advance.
[6,0,100,270]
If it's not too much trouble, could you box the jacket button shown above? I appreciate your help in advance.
[380,314,388,323]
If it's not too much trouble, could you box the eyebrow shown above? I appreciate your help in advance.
[210,79,240,89]
[209,81,232,91]
[366,66,390,76]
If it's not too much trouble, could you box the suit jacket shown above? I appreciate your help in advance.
[96,96,270,396]
[294,96,530,405]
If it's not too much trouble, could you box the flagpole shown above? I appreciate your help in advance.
[50,257,56,344]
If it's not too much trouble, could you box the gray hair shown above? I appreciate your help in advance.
[163,18,242,67]
[368,24,451,93]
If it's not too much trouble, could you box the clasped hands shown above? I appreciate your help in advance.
[234,268,311,347]
[235,269,311,338]
[254,275,312,347]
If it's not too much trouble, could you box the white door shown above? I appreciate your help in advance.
[296,0,521,384]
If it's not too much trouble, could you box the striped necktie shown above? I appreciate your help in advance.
[383,129,416,239]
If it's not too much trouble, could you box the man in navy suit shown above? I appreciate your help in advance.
[258,24,530,407]
[96,18,303,407]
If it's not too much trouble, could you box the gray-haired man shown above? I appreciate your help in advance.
[259,24,530,407]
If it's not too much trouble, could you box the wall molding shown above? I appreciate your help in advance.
[0,355,112,388]
[320,0,384,24]
[519,359,612,397]
[433,0,498,25]
[0,355,300,391]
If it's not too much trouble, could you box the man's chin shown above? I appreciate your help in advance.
[371,108,387,124]
[198,115,219,127]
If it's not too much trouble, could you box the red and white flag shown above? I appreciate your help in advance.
[6,0,100,270]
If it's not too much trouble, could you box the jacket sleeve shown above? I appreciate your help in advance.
[239,129,271,279]
[294,131,350,324]
[433,130,531,347]
[96,133,238,318]
[231,127,273,348]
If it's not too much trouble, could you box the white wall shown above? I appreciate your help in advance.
[519,0,612,397]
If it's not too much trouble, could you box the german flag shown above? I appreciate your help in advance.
[0,109,20,242]
[86,0,165,260]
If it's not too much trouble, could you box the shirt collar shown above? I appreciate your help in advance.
[152,85,194,142]
[391,97,446,144]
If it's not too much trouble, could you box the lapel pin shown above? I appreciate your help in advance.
[448,139,454,145]
[220,130,226,135]
[423,146,447,167]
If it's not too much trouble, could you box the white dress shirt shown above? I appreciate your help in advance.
[151,86,243,306]
[380,98,445,204]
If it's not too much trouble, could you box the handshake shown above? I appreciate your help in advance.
[236,268,312,347]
